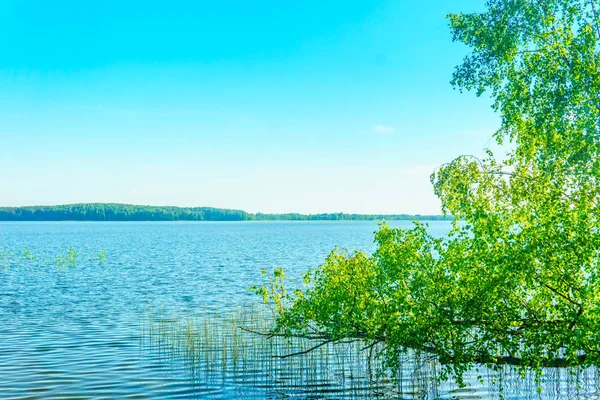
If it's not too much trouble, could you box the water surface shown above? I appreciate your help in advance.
[0,221,598,399]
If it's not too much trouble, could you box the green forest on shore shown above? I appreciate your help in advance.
[0,203,451,221]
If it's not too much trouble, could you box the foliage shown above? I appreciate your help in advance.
[255,0,600,385]
[0,203,451,222]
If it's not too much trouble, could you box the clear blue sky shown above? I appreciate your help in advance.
[0,0,499,214]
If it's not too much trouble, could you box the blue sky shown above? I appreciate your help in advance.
[0,0,499,214]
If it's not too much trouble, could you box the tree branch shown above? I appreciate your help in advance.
[589,0,600,40]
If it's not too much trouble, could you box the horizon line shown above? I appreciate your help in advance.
[0,202,450,219]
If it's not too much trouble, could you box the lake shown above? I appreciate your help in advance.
[1,221,598,399]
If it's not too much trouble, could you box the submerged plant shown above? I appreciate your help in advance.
[21,248,37,263]
[54,248,77,270]
[67,247,77,267]
[97,250,107,265]
[0,247,107,271]
[0,250,11,269]
[143,307,600,398]
[142,307,444,399]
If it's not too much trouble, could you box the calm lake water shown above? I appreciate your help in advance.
[1,221,599,399]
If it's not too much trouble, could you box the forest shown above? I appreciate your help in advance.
[0,203,451,221]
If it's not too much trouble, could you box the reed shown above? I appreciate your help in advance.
[141,307,600,399]
[0,247,108,271]
[142,306,452,398]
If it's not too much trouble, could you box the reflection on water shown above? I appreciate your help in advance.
[143,308,600,399]
[0,221,599,398]
[143,307,437,399]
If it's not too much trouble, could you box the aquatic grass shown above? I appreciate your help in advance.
[0,247,108,271]
[142,307,600,399]
[142,307,449,399]
[21,248,37,262]
[97,250,107,264]
[1,250,11,269]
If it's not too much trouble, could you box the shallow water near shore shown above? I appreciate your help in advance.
[1,221,599,399]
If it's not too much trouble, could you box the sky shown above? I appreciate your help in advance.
[0,0,500,214]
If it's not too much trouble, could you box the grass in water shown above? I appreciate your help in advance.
[142,307,454,399]
[142,307,600,399]
[0,248,108,271]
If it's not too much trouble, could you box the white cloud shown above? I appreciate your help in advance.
[373,125,394,134]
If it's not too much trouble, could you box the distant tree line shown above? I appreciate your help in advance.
[0,203,451,222]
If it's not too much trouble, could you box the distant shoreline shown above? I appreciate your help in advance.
[0,203,452,222]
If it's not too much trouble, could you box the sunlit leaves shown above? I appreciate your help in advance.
[254,0,600,386]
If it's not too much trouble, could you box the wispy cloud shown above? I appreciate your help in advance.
[373,125,394,134]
